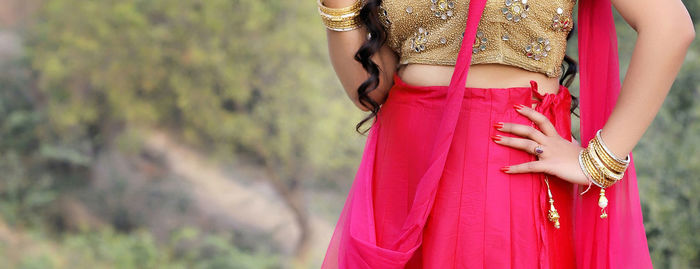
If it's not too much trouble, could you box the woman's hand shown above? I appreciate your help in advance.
[492,104,589,186]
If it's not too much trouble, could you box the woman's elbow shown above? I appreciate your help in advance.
[684,24,696,43]
[353,97,380,112]
[345,83,392,112]
[351,91,389,112]
[643,20,695,48]
[674,17,696,44]
[637,6,695,44]
[674,10,695,44]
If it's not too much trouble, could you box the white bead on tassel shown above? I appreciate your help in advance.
[598,188,608,219]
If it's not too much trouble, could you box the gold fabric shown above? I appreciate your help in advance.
[379,0,576,77]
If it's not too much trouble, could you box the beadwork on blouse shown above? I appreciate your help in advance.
[379,0,576,77]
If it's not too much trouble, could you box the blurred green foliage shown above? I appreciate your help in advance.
[0,226,279,269]
[0,0,698,268]
[0,45,72,227]
[611,2,700,268]
[2,0,366,267]
[26,0,363,179]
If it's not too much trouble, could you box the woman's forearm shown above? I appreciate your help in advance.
[324,0,398,111]
[598,17,695,158]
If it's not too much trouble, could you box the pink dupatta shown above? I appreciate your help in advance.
[321,0,488,267]
[575,0,653,267]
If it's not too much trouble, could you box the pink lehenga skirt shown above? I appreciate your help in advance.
[321,73,577,268]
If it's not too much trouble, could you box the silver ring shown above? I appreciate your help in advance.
[534,145,544,155]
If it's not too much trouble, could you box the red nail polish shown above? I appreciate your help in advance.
[491,135,502,142]
[500,166,510,172]
[513,104,525,110]
[493,122,504,129]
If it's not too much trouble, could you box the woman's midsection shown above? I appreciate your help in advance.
[397,63,562,96]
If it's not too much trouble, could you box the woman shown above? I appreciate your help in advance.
[319,0,694,268]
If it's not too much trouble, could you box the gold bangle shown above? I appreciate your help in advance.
[319,10,362,21]
[320,15,360,24]
[587,143,624,181]
[319,10,362,22]
[578,149,600,189]
[587,145,623,187]
[318,0,364,31]
[318,0,364,16]
[319,14,361,31]
[584,148,617,188]
[321,21,362,31]
[581,148,608,187]
[590,134,628,170]
[595,129,630,165]
[590,138,628,173]
[320,18,360,28]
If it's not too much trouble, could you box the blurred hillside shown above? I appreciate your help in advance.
[0,0,698,268]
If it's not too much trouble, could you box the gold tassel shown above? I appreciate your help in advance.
[544,176,560,229]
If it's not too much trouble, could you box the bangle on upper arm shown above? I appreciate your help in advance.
[318,0,365,32]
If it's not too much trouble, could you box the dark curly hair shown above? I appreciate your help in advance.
[353,0,579,135]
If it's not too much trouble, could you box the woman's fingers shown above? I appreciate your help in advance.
[492,134,541,155]
[514,104,558,137]
[493,104,562,175]
[495,122,547,143]
[502,160,548,174]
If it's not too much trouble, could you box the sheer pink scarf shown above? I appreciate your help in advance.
[575,0,653,267]
[321,1,488,267]
[321,0,653,267]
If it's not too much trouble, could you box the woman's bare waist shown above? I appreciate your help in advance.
[397,63,562,96]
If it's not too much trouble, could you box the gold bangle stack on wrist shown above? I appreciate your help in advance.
[317,0,364,32]
[578,129,630,219]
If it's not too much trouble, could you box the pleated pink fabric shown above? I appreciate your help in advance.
[321,73,578,268]
[321,0,653,267]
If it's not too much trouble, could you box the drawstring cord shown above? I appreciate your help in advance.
[529,80,561,230]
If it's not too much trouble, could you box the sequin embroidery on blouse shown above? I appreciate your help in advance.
[380,0,576,77]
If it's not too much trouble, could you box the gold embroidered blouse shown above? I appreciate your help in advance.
[378,0,576,77]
